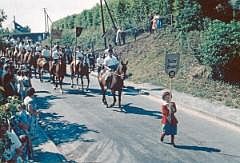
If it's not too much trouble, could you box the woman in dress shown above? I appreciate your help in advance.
[160,91,178,147]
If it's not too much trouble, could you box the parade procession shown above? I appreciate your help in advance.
[1,0,240,163]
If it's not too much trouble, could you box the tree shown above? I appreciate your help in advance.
[176,0,202,32]
[0,9,7,28]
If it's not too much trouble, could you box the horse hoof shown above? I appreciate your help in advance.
[71,85,73,88]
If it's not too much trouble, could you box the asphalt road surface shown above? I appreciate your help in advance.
[32,70,240,163]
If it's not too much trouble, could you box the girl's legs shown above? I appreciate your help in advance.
[160,133,165,142]
[171,135,176,147]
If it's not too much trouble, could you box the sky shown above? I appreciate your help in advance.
[1,0,99,32]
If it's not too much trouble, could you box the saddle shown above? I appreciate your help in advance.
[100,70,113,89]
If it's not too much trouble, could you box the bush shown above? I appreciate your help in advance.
[199,20,240,66]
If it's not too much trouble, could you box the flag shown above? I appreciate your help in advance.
[51,29,62,39]
[14,21,29,33]
[76,27,83,37]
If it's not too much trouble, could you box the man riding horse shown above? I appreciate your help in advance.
[102,48,119,88]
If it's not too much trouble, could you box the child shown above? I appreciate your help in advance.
[160,91,178,147]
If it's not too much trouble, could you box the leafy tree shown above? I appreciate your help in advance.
[176,0,202,32]
[0,9,7,28]
[199,20,240,66]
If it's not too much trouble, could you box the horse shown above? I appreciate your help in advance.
[25,51,40,78]
[49,55,66,94]
[70,58,90,91]
[98,61,128,108]
[37,56,50,82]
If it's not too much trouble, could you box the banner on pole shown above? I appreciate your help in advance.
[165,52,180,78]
[51,29,62,39]
[76,27,83,37]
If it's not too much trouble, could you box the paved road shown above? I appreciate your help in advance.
[32,71,240,163]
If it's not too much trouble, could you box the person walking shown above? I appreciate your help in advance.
[160,91,178,147]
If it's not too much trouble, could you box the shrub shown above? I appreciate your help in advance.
[199,20,240,66]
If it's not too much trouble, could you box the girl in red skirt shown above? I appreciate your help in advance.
[160,91,178,147]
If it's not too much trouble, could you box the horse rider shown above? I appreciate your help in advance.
[25,41,32,52]
[18,41,24,52]
[87,50,95,71]
[103,48,119,85]
[41,45,50,61]
[83,51,90,69]
[65,45,72,64]
[35,42,42,55]
[52,45,60,65]
[96,53,104,74]
[75,46,83,65]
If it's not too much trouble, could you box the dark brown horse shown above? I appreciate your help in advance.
[70,59,90,91]
[37,57,50,82]
[98,61,128,108]
[49,56,66,94]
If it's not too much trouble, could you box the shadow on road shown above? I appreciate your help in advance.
[40,112,100,145]
[123,86,141,96]
[33,150,76,163]
[175,145,221,153]
[114,103,161,119]
[35,94,64,110]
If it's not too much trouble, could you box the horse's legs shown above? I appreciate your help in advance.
[81,75,84,91]
[101,84,108,107]
[71,73,74,88]
[59,77,63,94]
[34,67,37,78]
[86,74,90,91]
[110,90,116,108]
[39,68,43,82]
[118,90,122,108]
[76,74,80,89]
[52,75,57,89]
[55,76,59,88]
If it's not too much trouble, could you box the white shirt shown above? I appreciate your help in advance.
[42,49,50,58]
[97,57,104,66]
[104,55,119,67]
[36,46,42,52]
[52,50,59,60]
[116,29,122,43]
[18,43,24,51]
[25,44,32,51]
[76,51,83,60]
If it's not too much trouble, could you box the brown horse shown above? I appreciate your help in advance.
[37,57,50,82]
[25,52,40,78]
[70,59,90,91]
[98,61,128,108]
[16,49,26,67]
[49,56,66,94]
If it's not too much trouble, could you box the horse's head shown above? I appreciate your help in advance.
[117,61,128,80]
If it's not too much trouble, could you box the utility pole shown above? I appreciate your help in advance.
[100,0,107,49]
[43,8,47,33]
[103,0,117,31]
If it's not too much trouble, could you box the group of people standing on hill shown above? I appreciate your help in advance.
[149,13,163,34]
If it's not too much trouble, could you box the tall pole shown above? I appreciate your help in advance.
[75,36,77,67]
[100,0,107,49]
[44,8,47,33]
[103,0,117,31]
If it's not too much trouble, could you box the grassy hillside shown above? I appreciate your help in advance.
[114,30,240,108]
